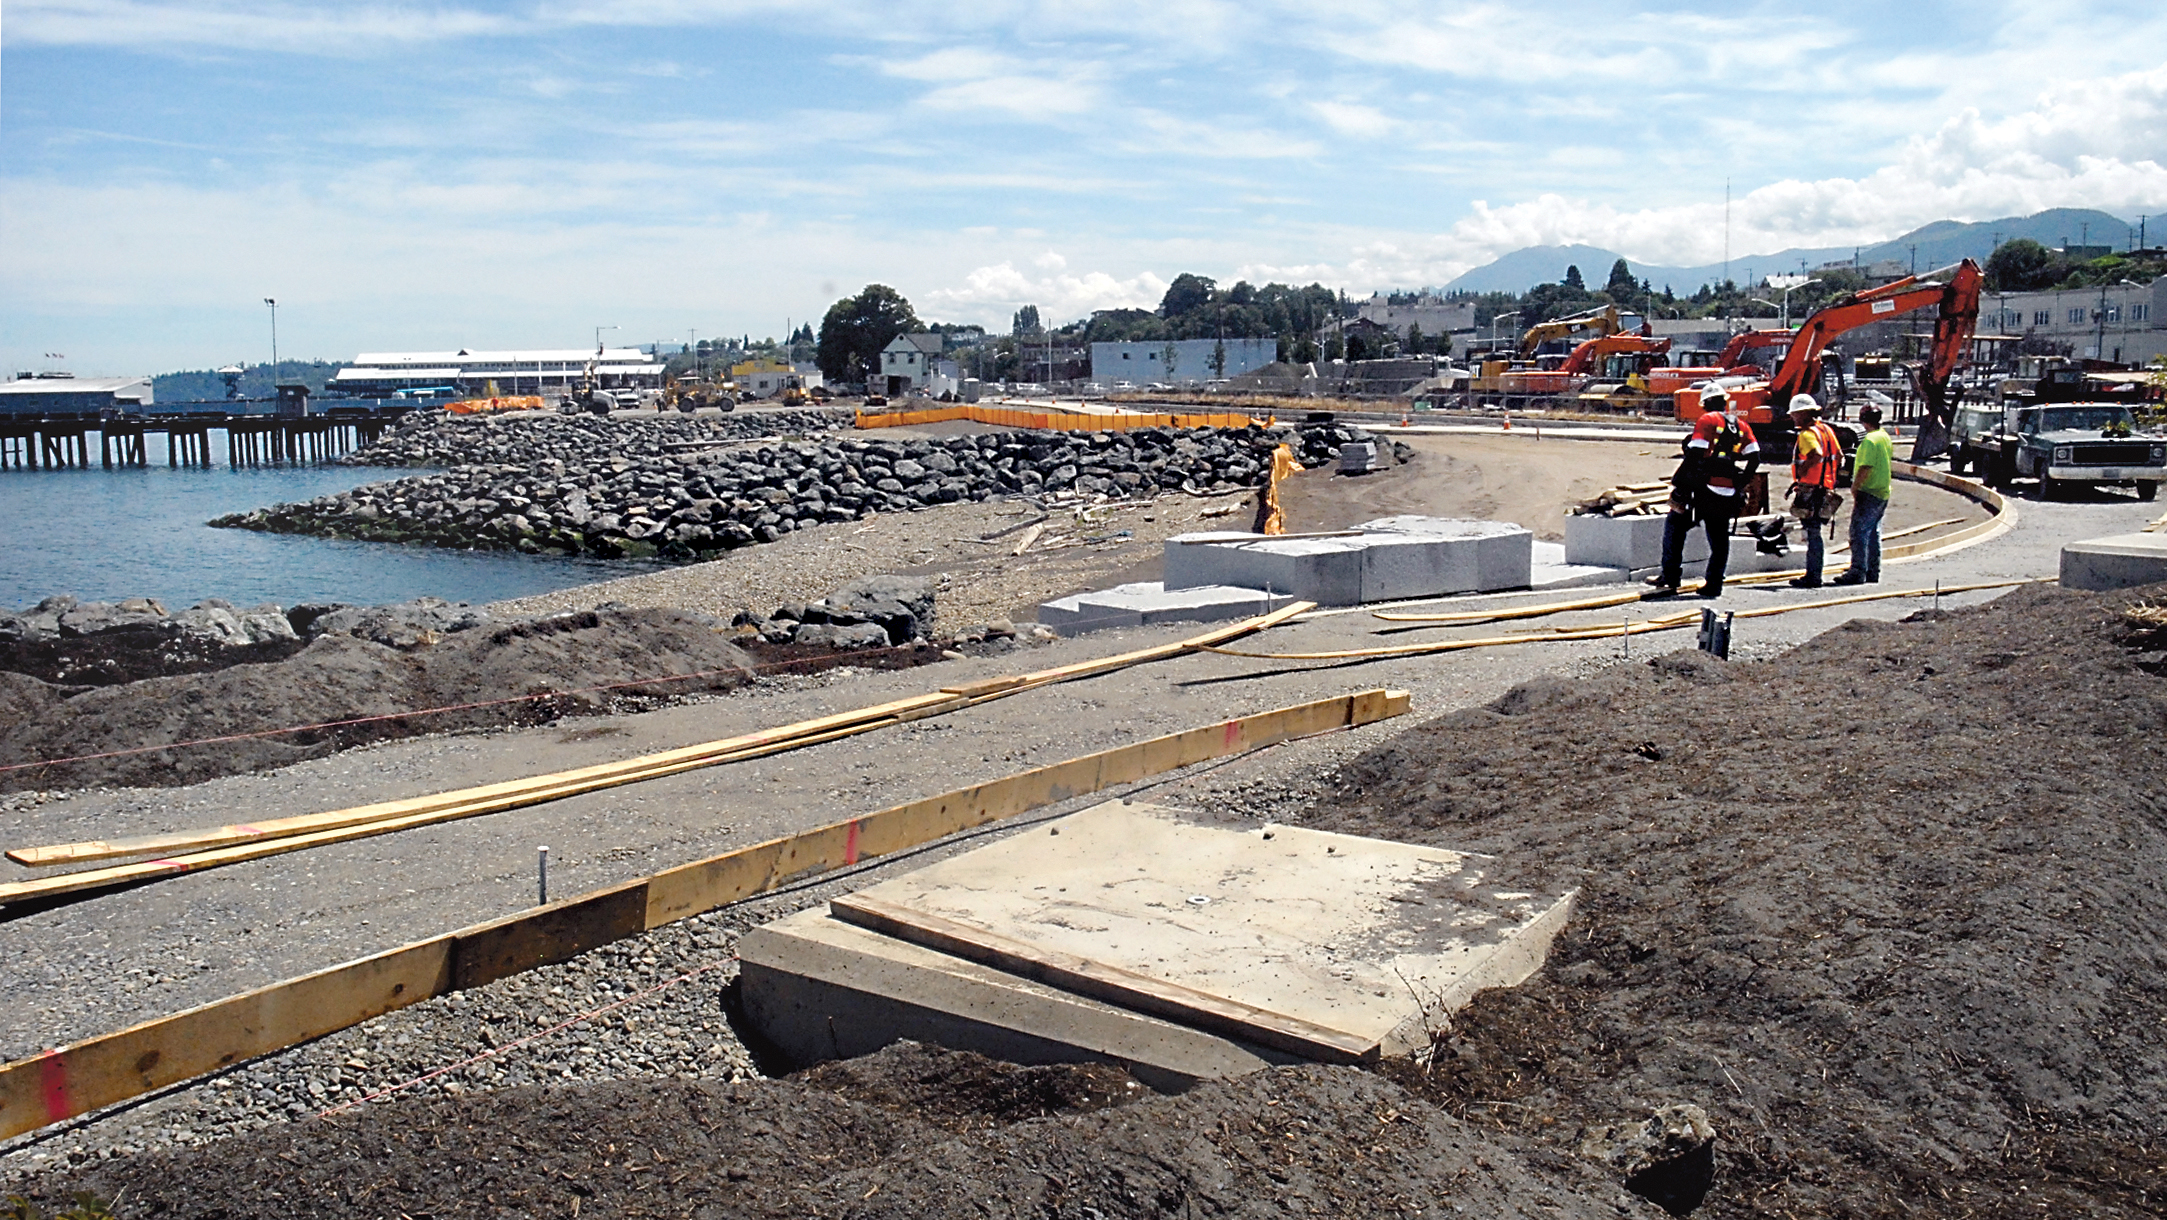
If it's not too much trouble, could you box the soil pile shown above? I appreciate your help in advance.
[0,608,757,791]
[31,1043,1634,1219]
[1311,581,2167,1217]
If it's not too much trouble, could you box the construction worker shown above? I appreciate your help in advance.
[1833,404,1892,585]
[1785,395,1844,588]
[1648,387,1760,597]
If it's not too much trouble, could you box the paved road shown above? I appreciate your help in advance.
[0,476,2154,1061]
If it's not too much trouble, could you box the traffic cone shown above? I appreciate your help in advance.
[1398,405,1412,427]
[1502,412,1512,431]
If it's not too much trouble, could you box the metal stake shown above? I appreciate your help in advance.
[1934,579,1941,611]
[538,846,550,905]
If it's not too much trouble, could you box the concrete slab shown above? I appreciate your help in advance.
[1037,582,1298,636]
[1530,541,1629,590]
[2060,531,2167,591]
[1163,517,1534,605]
[740,800,1574,1079]
[739,904,1294,1092]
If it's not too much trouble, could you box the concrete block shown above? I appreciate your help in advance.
[1037,582,1298,636]
[739,905,1290,1092]
[1530,541,1629,589]
[1338,441,1382,474]
[2060,531,2167,591]
[739,800,1576,1081]
[1566,513,1706,570]
[1164,517,1533,605]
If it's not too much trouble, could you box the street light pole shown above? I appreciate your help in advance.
[263,298,278,392]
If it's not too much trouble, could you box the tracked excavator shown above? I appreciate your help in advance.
[1675,259,1982,458]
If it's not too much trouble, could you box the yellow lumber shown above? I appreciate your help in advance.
[0,688,1407,1140]
[1201,579,2039,662]
[3,602,1316,896]
[1371,589,1646,624]
[9,692,963,868]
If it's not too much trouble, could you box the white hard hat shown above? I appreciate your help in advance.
[1787,393,1820,416]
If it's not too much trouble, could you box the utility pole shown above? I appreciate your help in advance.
[263,298,278,393]
[1908,244,1918,275]
[1722,178,1731,290]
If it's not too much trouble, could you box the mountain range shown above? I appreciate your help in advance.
[1441,208,2150,295]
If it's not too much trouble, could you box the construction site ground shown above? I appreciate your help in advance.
[3,426,2161,1217]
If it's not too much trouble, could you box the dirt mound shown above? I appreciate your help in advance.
[793,1040,1146,1133]
[1314,581,2167,1217]
[28,1044,1631,1219]
[0,609,756,792]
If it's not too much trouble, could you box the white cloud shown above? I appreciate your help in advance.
[1309,101,1395,139]
[7,0,511,51]
[922,260,1169,325]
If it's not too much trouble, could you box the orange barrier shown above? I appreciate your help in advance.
[446,395,547,416]
[855,403,1258,432]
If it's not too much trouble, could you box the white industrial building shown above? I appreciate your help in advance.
[1977,275,2166,365]
[328,348,665,398]
[0,373,153,417]
[1089,338,1276,385]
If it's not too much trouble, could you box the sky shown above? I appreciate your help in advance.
[4,1,2167,375]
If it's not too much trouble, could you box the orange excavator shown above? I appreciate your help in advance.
[1676,259,1982,456]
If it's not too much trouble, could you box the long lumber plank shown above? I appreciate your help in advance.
[13,601,1313,873]
[8,692,964,868]
[829,894,1378,1064]
[0,687,1402,1140]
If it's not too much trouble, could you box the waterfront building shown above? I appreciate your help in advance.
[0,373,153,417]
[328,348,665,398]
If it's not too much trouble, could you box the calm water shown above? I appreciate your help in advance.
[0,446,652,613]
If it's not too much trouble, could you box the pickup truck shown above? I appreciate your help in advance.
[1950,400,2164,500]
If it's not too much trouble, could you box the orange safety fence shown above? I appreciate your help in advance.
[1258,442,1303,535]
[446,395,547,416]
[855,403,1260,433]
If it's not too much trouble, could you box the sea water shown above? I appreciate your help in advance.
[0,458,652,613]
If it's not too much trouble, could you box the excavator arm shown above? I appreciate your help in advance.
[1518,305,1624,357]
[1765,260,1981,456]
[1559,333,1670,376]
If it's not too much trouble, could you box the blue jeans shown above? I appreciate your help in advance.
[1803,515,1826,581]
[1847,492,1887,579]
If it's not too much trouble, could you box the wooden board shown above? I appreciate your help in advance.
[0,686,1406,1140]
[829,893,1378,1063]
[11,604,1313,877]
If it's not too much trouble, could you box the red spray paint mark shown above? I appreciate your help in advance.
[39,1051,68,1122]
[844,820,861,866]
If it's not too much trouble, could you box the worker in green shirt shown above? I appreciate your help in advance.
[1834,405,1893,585]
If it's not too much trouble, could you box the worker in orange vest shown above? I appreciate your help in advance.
[1648,387,1760,597]
[1785,395,1844,588]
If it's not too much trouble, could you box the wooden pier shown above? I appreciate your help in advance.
[0,413,403,472]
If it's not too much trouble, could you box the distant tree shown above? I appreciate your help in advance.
[1346,332,1372,362]
[1406,324,1425,355]
[1160,341,1181,380]
[1563,264,1586,291]
[1011,304,1042,337]
[1210,338,1228,378]
[1985,238,2067,292]
[1323,332,1345,362]
[1158,273,1217,320]
[816,284,921,385]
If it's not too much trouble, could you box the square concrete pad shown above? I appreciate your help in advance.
[739,800,1574,1081]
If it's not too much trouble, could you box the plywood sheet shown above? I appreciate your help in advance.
[826,801,1572,1057]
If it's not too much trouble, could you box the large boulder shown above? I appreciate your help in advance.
[821,574,936,644]
[307,597,490,650]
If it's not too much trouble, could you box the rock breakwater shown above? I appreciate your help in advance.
[215,413,1394,562]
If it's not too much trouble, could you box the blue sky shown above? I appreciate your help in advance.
[5,1,2166,374]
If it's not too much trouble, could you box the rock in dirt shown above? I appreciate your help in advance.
[1581,1103,1715,1216]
